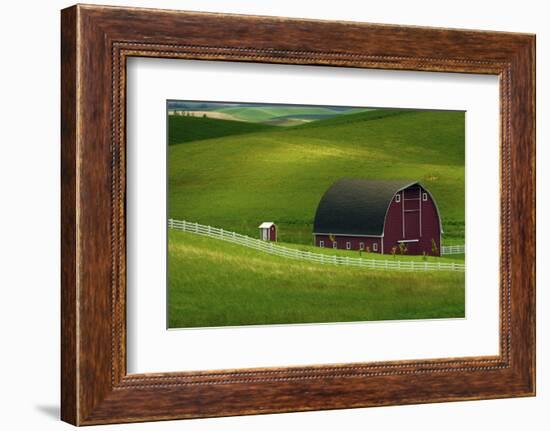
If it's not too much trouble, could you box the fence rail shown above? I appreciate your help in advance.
[168,219,465,272]
[441,244,465,255]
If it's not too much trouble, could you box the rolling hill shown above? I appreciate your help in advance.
[168,115,276,145]
[168,108,465,245]
[216,105,366,123]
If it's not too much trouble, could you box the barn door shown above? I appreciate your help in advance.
[404,211,420,238]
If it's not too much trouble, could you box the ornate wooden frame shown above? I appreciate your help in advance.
[61,4,536,425]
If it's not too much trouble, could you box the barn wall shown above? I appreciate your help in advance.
[420,189,441,255]
[269,225,276,241]
[383,191,403,253]
[314,234,382,253]
[383,185,441,256]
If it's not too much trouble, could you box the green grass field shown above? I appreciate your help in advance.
[168,108,465,245]
[168,231,465,328]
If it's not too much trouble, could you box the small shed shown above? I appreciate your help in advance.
[258,222,277,242]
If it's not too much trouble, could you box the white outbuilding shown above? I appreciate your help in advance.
[258,222,277,241]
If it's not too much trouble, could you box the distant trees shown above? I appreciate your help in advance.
[170,111,208,118]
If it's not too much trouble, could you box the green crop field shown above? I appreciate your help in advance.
[168,230,465,328]
[168,108,465,245]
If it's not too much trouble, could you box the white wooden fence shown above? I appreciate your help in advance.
[168,219,465,272]
[441,244,465,255]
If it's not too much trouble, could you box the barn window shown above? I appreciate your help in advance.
[395,194,401,203]
[333,241,338,249]
[346,241,351,250]
[373,243,378,252]
[359,242,365,250]
[422,192,428,201]
[319,240,324,248]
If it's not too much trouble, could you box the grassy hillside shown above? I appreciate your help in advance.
[168,109,465,245]
[262,117,311,127]
[168,115,276,145]
[168,230,465,328]
[291,108,412,130]
[217,105,362,123]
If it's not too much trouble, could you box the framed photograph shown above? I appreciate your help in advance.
[61,4,535,425]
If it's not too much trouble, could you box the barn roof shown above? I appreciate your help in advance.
[313,179,423,236]
[258,222,275,228]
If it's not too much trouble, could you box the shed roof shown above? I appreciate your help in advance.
[313,179,421,236]
[258,222,275,229]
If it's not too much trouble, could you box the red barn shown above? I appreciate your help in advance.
[313,179,442,256]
